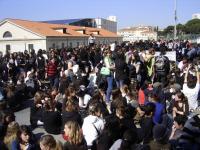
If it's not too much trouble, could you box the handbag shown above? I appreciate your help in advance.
[100,67,110,76]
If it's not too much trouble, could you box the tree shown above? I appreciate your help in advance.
[185,19,200,34]
[161,19,200,36]
[177,23,185,35]
[163,25,174,35]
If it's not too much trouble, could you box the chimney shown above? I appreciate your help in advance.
[63,28,67,34]
[54,28,67,34]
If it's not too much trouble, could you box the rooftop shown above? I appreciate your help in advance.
[1,18,120,38]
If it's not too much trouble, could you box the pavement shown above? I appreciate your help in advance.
[14,98,65,143]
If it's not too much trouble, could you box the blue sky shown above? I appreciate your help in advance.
[0,0,199,29]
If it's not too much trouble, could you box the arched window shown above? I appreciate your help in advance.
[3,31,12,38]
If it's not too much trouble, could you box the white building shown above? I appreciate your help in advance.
[192,13,200,19]
[118,26,157,42]
[0,18,122,54]
[107,16,117,22]
[95,16,117,33]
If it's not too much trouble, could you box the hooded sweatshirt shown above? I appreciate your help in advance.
[82,115,104,146]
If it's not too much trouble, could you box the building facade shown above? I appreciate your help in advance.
[95,16,117,33]
[118,26,157,42]
[192,13,200,19]
[0,19,122,54]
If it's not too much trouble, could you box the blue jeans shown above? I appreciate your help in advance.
[116,80,124,88]
[106,76,113,103]
[48,76,59,89]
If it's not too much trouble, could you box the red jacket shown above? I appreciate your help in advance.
[138,89,145,105]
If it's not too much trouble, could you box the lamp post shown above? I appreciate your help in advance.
[24,36,27,52]
[174,0,177,40]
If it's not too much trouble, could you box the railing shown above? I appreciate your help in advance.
[158,34,200,43]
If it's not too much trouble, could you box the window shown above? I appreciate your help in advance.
[69,42,72,48]
[6,44,11,51]
[28,44,34,51]
[77,42,79,47]
[62,43,65,48]
[83,41,86,46]
[3,31,12,38]
[52,43,55,49]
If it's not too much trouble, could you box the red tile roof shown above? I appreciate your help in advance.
[4,19,120,38]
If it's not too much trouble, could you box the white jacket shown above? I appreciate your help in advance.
[82,115,104,146]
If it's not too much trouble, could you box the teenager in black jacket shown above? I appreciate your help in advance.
[43,97,61,135]
[30,91,44,128]
[62,100,82,130]
[114,52,128,89]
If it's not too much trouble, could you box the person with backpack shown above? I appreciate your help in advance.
[144,48,156,83]
[100,50,115,104]
[154,47,170,85]
[82,103,104,148]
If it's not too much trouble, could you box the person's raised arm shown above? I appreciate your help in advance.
[184,64,190,83]
[195,65,200,84]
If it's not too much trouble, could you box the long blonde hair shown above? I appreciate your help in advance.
[120,84,129,95]
[64,121,83,145]
[4,121,20,145]
[34,91,43,105]
[40,134,63,150]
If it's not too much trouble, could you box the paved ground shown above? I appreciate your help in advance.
[14,99,65,143]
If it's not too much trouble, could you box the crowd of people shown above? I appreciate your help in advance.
[0,39,200,150]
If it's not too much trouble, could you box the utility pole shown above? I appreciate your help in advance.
[174,0,177,40]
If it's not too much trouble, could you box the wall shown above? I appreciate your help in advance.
[0,21,43,40]
[0,36,122,54]
[96,37,122,45]
[47,37,122,49]
[0,21,46,53]
[118,31,157,42]
[0,39,46,53]
[46,37,88,49]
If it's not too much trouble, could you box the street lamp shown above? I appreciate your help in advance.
[24,36,27,52]
[174,0,177,40]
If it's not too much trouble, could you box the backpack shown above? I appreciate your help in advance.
[26,78,35,88]
[155,56,167,72]
[91,123,100,150]
[37,56,45,69]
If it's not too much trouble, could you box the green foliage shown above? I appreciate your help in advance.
[185,19,200,26]
[164,25,174,34]
[185,19,200,34]
[177,23,185,34]
[161,19,200,36]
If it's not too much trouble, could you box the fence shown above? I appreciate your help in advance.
[158,34,200,43]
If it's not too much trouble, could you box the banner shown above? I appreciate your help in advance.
[155,51,176,61]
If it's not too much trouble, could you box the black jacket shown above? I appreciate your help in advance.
[115,59,128,80]
[140,117,154,144]
[43,110,62,134]
[63,140,87,150]
[62,111,82,129]
[30,105,44,128]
